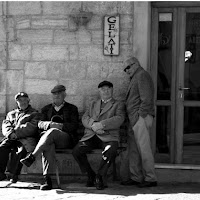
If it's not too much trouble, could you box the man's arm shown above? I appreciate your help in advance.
[2,112,15,138]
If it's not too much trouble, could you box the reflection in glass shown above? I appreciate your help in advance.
[157,13,172,100]
[183,107,200,164]
[185,13,200,100]
[156,106,170,153]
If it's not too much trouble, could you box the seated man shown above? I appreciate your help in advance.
[21,85,79,190]
[73,81,125,190]
[0,92,40,183]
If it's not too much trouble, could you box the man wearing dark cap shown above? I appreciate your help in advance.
[20,85,79,190]
[121,56,157,187]
[73,80,125,190]
[0,92,40,183]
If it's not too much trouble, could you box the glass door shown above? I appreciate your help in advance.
[151,6,200,164]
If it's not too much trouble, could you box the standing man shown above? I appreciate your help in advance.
[21,85,79,190]
[0,92,40,183]
[73,81,125,190]
[121,57,157,187]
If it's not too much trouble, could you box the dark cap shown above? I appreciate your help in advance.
[51,85,66,93]
[15,92,29,101]
[98,81,113,88]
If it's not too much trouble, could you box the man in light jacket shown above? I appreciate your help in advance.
[0,92,40,183]
[73,80,125,190]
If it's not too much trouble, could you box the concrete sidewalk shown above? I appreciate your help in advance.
[0,179,200,200]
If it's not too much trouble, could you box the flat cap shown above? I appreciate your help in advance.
[15,92,29,101]
[51,85,66,93]
[98,80,113,88]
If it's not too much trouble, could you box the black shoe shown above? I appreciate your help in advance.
[10,175,18,183]
[95,174,104,190]
[138,181,157,188]
[20,153,35,167]
[121,179,140,186]
[0,173,7,181]
[40,176,52,190]
[86,175,96,187]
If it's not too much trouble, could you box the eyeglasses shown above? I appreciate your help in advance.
[124,63,135,72]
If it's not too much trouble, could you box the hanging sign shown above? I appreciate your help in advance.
[104,15,119,56]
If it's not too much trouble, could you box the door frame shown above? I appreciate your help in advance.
[151,3,200,164]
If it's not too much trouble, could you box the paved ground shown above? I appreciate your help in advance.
[0,179,200,200]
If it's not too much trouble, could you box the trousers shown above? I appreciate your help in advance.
[33,128,71,175]
[0,138,27,175]
[73,135,118,177]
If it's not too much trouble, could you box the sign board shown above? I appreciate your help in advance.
[104,15,119,56]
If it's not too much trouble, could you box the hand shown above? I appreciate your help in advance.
[95,129,105,135]
[91,122,104,132]
[9,133,17,140]
[50,122,63,130]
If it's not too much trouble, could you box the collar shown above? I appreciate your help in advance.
[53,101,65,111]
[101,98,112,104]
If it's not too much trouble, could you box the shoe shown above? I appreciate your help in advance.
[121,179,140,186]
[40,176,52,190]
[95,174,104,190]
[10,175,18,183]
[138,181,157,188]
[86,175,96,187]
[0,173,7,181]
[20,153,35,167]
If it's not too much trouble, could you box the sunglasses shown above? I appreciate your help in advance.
[124,63,135,72]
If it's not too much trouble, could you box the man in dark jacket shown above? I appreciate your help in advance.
[0,92,40,183]
[21,85,79,190]
[121,57,157,188]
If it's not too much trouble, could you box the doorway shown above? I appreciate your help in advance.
[151,5,200,165]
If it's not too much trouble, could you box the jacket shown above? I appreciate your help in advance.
[126,66,155,127]
[80,98,125,142]
[2,105,40,152]
[38,101,79,145]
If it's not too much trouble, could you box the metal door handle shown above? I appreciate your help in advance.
[179,87,190,90]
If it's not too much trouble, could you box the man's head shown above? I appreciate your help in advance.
[98,81,113,101]
[15,92,30,110]
[51,85,66,106]
[123,57,140,77]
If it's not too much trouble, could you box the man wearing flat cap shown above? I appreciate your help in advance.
[121,56,157,188]
[0,92,40,183]
[21,85,79,190]
[73,80,125,190]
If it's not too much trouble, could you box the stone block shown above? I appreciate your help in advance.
[46,62,62,79]
[0,42,6,69]
[17,30,53,44]
[69,45,79,61]
[120,15,133,29]
[32,45,69,61]
[0,95,6,114]
[120,30,133,45]
[0,70,6,94]
[16,18,31,29]
[8,61,24,69]
[77,28,92,44]
[60,61,86,80]
[32,17,69,29]
[25,62,47,79]
[88,15,102,30]
[25,79,57,95]
[54,30,77,45]
[6,70,23,94]
[86,62,101,79]
[9,44,31,61]
[0,17,6,42]
[91,30,103,44]
[8,2,41,15]
[79,45,110,62]
[119,1,134,14]
[43,1,81,15]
